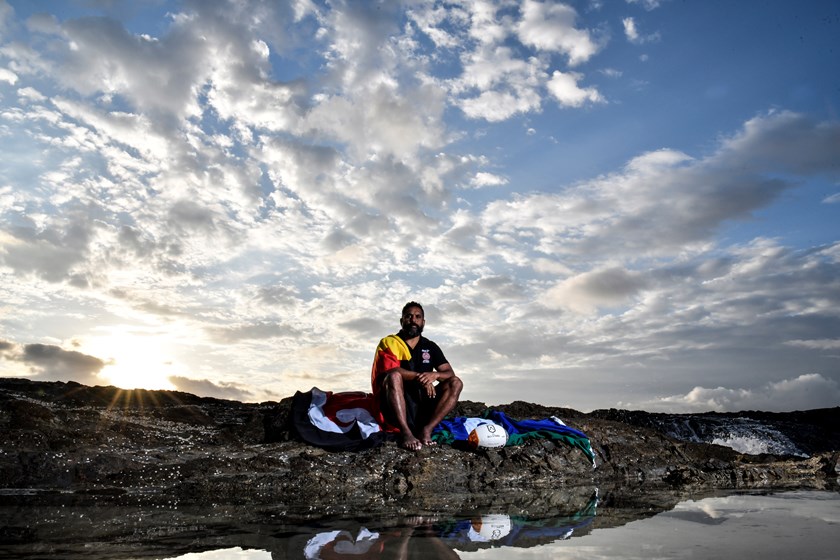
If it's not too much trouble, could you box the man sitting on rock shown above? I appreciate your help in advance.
[371,301,463,451]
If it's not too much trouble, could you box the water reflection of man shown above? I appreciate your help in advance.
[371,302,463,451]
[302,519,459,560]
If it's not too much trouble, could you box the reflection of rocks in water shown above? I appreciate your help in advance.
[0,486,787,560]
[0,488,601,559]
[658,509,730,526]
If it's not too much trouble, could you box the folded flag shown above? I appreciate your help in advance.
[291,387,387,452]
[433,410,596,466]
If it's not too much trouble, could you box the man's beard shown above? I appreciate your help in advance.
[401,324,423,338]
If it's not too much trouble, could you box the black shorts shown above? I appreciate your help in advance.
[379,381,439,432]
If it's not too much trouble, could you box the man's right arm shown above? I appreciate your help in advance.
[383,366,422,382]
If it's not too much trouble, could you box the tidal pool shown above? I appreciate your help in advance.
[467,490,840,560]
[1,489,837,559]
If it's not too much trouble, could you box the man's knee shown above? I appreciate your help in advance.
[442,375,463,395]
[382,370,403,392]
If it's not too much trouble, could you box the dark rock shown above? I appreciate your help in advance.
[590,407,840,456]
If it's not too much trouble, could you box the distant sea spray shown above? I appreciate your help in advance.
[658,416,806,457]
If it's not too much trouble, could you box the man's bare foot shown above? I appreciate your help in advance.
[401,434,422,451]
[419,428,436,446]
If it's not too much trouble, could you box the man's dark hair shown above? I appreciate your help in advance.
[402,301,424,318]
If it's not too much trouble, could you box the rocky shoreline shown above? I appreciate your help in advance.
[1,378,838,558]
[2,378,838,510]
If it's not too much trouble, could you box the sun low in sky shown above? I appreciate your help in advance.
[82,325,181,391]
[1,0,839,413]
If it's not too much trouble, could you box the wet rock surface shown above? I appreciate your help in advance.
[1,378,838,558]
[2,378,837,509]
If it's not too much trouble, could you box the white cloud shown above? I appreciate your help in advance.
[0,67,17,84]
[623,17,639,42]
[16,86,43,102]
[51,97,171,159]
[454,44,537,94]
[470,172,508,189]
[461,0,509,47]
[0,214,95,283]
[54,16,209,119]
[516,0,603,66]
[639,374,840,413]
[623,16,660,44]
[479,113,840,263]
[452,42,547,121]
[626,0,666,11]
[546,70,604,107]
[407,2,468,49]
[716,110,840,176]
[320,0,407,89]
[785,339,840,350]
[409,1,609,122]
[459,87,542,122]
[303,83,448,161]
[545,266,649,314]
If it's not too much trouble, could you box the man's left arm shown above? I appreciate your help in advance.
[416,362,455,397]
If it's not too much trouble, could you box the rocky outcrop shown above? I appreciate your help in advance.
[1,377,838,516]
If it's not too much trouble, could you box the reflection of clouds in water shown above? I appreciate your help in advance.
[693,492,840,525]
[455,491,839,560]
[97,492,838,560]
[304,528,380,559]
[697,502,725,519]
[663,492,840,529]
[666,497,750,523]
[170,547,271,559]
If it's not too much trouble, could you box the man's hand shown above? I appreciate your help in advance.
[416,372,438,398]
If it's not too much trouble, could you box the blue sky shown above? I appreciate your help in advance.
[1,0,838,412]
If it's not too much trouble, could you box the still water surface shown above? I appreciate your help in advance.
[148,490,839,559]
[2,489,837,559]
